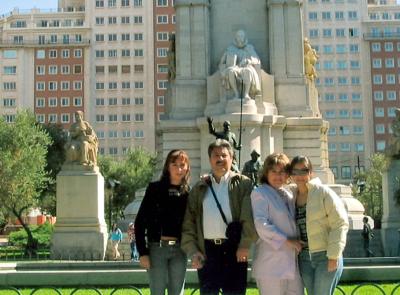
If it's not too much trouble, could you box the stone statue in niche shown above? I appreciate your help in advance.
[207,116,241,172]
[219,30,261,100]
[65,111,99,167]
[242,150,261,186]
[168,33,176,81]
[304,38,319,82]
[387,108,400,159]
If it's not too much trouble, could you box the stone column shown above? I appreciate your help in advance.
[381,160,400,256]
[51,166,108,260]
[169,0,210,119]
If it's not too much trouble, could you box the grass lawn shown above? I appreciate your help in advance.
[0,284,400,295]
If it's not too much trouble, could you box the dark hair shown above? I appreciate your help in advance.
[208,139,233,158]
[260,153,290,185]
[363,216,368,223]
[160,149,190,192]
[288,155,313,175]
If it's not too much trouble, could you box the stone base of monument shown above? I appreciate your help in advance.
[51,167,108,260]
[225,97,257,114]
[381,160,400,256]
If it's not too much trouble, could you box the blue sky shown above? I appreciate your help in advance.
[0,0,58,16]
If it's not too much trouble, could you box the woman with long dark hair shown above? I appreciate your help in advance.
[135,149,190,295]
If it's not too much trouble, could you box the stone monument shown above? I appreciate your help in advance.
[382,108,400,256]
[51,111,108,260]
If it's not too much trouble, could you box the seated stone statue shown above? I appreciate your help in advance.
[219,30,261,100]
[65,111,98,166]
[387,108,400,159]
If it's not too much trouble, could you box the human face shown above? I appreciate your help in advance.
[168,158,188,185]
[235,31,246,48]
[209,147,232,179]
[290,163,312,186]
[266,164,288,189]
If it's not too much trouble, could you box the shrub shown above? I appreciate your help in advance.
[8,222,54,248]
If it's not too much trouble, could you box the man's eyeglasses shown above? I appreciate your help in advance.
[291,168,310,176]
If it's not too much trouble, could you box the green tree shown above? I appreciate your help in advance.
[0,111,51,253]
[98,148,156,225]
[40,124,68,216]
[353,153,389,227]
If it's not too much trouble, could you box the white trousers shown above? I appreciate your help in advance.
[256,275,304,295]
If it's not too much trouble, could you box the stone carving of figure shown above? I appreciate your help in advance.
[242,150,261,186]
[65,111,99,166]
[304,38,319,82]
[387,108,400,159]
[167,33,176,81]
[219,30,261,100]
[207,116,241,172]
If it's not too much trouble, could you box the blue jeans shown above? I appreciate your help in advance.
[148,243,187,295]
[299,251,343,295]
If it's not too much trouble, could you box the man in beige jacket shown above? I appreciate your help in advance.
[181,139,257,295]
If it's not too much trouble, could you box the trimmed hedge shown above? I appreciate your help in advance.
[8,222,53,248]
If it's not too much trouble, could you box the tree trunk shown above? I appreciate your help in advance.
[12,208,37,255]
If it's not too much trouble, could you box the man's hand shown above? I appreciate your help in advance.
[139,255,150,269]
[328,259,338,272]
[236,247,249,263]
[191,252,206,269]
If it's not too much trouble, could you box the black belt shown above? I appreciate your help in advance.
[205,238,227,245]
[150,240,179,247]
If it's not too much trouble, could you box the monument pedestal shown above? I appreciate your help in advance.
[381,160,400,256]
[51,166,108,260]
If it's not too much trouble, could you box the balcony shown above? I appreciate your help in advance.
[0,38,91,48]
[364,32,400,40]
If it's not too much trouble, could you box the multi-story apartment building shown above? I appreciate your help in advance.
[303,0,374,184]
[364,3,400,153]
[0,6,89,127]
[0,0,156,156]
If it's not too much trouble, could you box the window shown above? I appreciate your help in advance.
[61,97,70,106]
[374,92,383,102]
[49,65,58,75]
[74,81,82,90]
[109,82,117,89]
[109,65,118,73]
[324,77,334,86]
[48,114,58,123]
[376,124,385,134]
[337,77,347,85]
[339,126,350,135]
[324,110,335,118]
[134,49,144,56]
[372,43,381,52]
[62,49,70,58]
[73,97,82,106]
[309,12,318,20]
[322,11,331,20]
[135,81,144,89]
[36,97,45,107]
[96,82,105,90]
[122,65,131,73]
[324,93,335,102]
[96,66,105,74]
[74,65,82,74]
[387,91,396,101]
[122,49,131,57]
[353,126,363,135]
[158,80,168,89]
[158,65,169,73]
[61,114,70,123]
[339,110,349,118]
[349,44,359,53]
[350,60,360,69]
[322,29,332,37]
[134,33,143,41]
[134,0,143,6]
[158,96,165,105]
[376,141,386,151]
[351,76,360,85]
[96,17,104,25]
[108,17,117,24]
[348,28,359,37]
[386,74,396,84]
[135,113,144,121]
[108,34,117,41]
[96,0,104,7]
[348,11,357,19]
[135,130,144,138]
[336,29,345,37]
[13,36,23,44]
[108,50,117,57]
[323,45,333,54]
[121,16,130,24]
[157,32,169,41]
[341,166,351,179]
[50,34,58,44]
[122,33,130,41]
[372,59,382,68]
[135,97,143,105]
[96,98,105,106]
[157,48,168,57]
[96,114,105,122]
[388,107,397,117]
[122,82,130,89]
[384,42,393,52]
[109,147,118,155]
[61,81,70,90]
[49,50,57,58]
[157,0,168,6]
[375,107,384,117]
[323,61,334,70]
[336,44,346,53]
[121,0,130,6]
[157,15,168,24]
[134,16,143,24]
[96,50,105,58]
[122,97,131,105]
[37,66,45,75]
[36,82,45,91]
[74,49,82,58]
[352,93,361,101]
[338,93,348,102]
[336,61,347,70]
[109,130,118,138]
[385,58,395,68]
[4,50,17,58]
[122,114,131,122]
[3,98,16,107]
[36,114,45,123]
[373,75,382,84]
[122,130,131,138]
[328,127,336,136]
[134,65,144,73]
[352,109,363,118]
[109,114,118,122]
[108,0,116,7]
[335,11,344,20]
[354,143,364,152]
[96,34,105,42]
